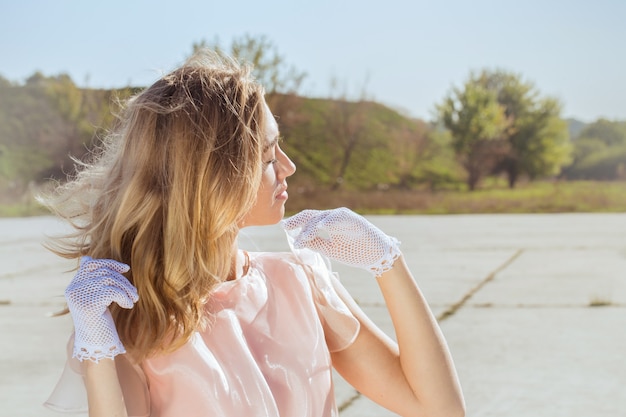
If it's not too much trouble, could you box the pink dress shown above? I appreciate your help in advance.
[45,248,360,417]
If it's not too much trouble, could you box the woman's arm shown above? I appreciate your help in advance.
[331,255,465,417]
[282,208,465,417]
[82,360,128,417]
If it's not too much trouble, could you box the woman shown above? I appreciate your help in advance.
[44,50,465,417]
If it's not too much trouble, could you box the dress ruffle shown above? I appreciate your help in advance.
[44,335,151,416]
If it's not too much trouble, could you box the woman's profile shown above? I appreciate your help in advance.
[43,50,465,417]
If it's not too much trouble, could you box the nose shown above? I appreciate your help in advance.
[277,146,296,179]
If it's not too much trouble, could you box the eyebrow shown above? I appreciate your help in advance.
[262,135,281,153]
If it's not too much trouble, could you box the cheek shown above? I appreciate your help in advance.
[257,170,276,200]
[240,168,283,227]
[261,165,277,188]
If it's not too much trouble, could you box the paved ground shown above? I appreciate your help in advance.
[1,213,625,416]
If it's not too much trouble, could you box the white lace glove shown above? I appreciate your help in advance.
[64,256,138,362]
[281,207,402,276]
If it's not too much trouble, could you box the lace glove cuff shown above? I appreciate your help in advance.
[65,256,138,362]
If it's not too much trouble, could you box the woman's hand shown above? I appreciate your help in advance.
[65,256,138,362]
[282,207,402,276]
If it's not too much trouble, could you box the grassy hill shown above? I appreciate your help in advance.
[0,78,449,197]
[2,74,626,217]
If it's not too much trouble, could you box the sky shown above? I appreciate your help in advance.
[1,0,625,123]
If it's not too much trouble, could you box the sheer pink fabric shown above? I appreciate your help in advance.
[45,249,360,417]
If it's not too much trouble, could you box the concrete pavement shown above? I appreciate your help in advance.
[1,213,625,416]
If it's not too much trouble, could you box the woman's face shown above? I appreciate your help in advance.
[240,102,296,227]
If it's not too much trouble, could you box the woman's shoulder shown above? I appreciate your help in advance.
[248,250,299,265]
[248,249,328,271]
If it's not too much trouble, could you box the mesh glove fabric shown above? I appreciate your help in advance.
[281,207,401,277]
[64,256,138,362]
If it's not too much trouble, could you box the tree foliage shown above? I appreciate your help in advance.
[437,78,508,190]
[277,98,393,190]
[479,71,571,187]
[438,70,572,189]
[192,34,306,94]
[563,119,626,180]
[577,119,626,146]
[0,72,133,196]
[4,40,624,208]
[271,95,459,192]
[0,78,66,193]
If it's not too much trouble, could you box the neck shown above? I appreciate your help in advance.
[227,244,249,281]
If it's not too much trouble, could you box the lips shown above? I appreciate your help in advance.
[275,185,288,200]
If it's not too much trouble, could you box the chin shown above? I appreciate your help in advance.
[241,209,286,228]
[268,209,286,225]
[266,205,286,226]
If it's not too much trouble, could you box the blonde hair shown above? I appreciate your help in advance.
[43,50,266,360]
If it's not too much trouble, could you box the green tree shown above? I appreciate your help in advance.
[284,98,390,190]
[0,144,50,192]
[477,70,571,187]
[437,78,508,190]
[576,118,626,145]
[25,71,47,86]
[0,76,62,193]
[563,119,626,180]
[387,118,430,189]
[324,99,376,190]
[410,128,464,191]
[42,74,96,177]
[192,34,306,94]
[274,96,424,191]
[0,70,138,204]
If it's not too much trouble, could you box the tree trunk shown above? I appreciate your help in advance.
[467,167,480,191]
[331,139,356,190]
[507,167,519,189]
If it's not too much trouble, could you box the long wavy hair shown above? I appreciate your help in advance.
[42,50,266,361]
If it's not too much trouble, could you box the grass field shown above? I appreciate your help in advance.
[2,181,626,217]
[0,199,48,217]
[286,180,626,215]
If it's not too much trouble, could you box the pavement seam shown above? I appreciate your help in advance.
[337,249,524,414]
[471,302,626,309]
[337,391,361,413]
[436,248,524,322]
